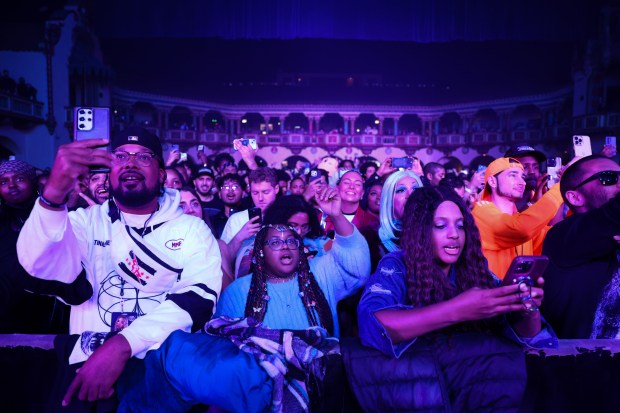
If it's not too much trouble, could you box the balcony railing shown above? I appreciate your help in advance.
[0,92,44,121]
[68,117,618,152]
[573,113,620,130]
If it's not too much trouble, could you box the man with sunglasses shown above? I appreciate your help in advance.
[16,126,222,408]
[542,154,620,338]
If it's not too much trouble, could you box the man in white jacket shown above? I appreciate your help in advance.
[17,126,222,407]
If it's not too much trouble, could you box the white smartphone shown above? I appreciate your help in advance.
[180,152,188,162]
[233,138,258,151]
[546,157,562,188]
[573,135,592,157]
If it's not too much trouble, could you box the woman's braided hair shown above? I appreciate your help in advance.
[244,225,334,335]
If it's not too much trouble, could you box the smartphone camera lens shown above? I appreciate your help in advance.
[78,123,85,129]
[516,261,533,273]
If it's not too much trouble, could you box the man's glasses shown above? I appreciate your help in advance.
[112,151,157,167]
[264,237,300,251]
[572,170,620,190]
[220,185,240,191]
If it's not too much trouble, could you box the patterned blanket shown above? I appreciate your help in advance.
[205,316,340,413]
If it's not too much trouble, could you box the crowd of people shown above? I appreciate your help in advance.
[2,126,620,412]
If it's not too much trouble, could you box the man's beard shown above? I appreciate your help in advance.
[497,181,524,202]
[111,182,160,207]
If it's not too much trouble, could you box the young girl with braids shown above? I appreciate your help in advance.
[348,186,557,412]
[117,186,371,413]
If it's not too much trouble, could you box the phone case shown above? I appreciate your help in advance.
[74,107,110,143]
[248,207,262,224]
[502,255,549,285]
[74,107,110,173]
[573,135,592,157]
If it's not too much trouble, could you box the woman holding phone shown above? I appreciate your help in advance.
[349,186,556,412]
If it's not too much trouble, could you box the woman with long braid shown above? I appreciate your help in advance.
[215,185,370,337]
[117,186,371,413]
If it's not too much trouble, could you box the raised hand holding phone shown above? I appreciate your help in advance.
[43,138,112,207]
[234,139,259,170]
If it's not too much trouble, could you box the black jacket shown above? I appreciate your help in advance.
[542,192,620,338]
[343,332,527,412]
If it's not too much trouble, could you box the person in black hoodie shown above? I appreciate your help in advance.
[0,159,70,333]
[542,155,620,338]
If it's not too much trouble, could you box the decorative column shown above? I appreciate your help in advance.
[377,117,384,135]
[44,23,61,135]
[197,113,204,131]
[394,116,399,135]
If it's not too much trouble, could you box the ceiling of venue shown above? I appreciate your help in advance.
[2,0,610,105]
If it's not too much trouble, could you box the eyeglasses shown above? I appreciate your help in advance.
[220,184,240,191]
[112,151,157,167]
[572,170,620,190]
[264,237,300,251]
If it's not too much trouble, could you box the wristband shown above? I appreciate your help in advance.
[39,193,68,209]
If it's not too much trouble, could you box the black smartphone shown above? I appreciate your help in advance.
[392,157,413,169]
[501,255,549,286]
[74,107,111,173]
[248,207,262,224]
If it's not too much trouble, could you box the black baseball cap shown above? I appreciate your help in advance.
[504,145,546,163]
[195,166,215,179]
[111,126,163,165]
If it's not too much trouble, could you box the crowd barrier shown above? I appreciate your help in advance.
[1,334,620,413]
